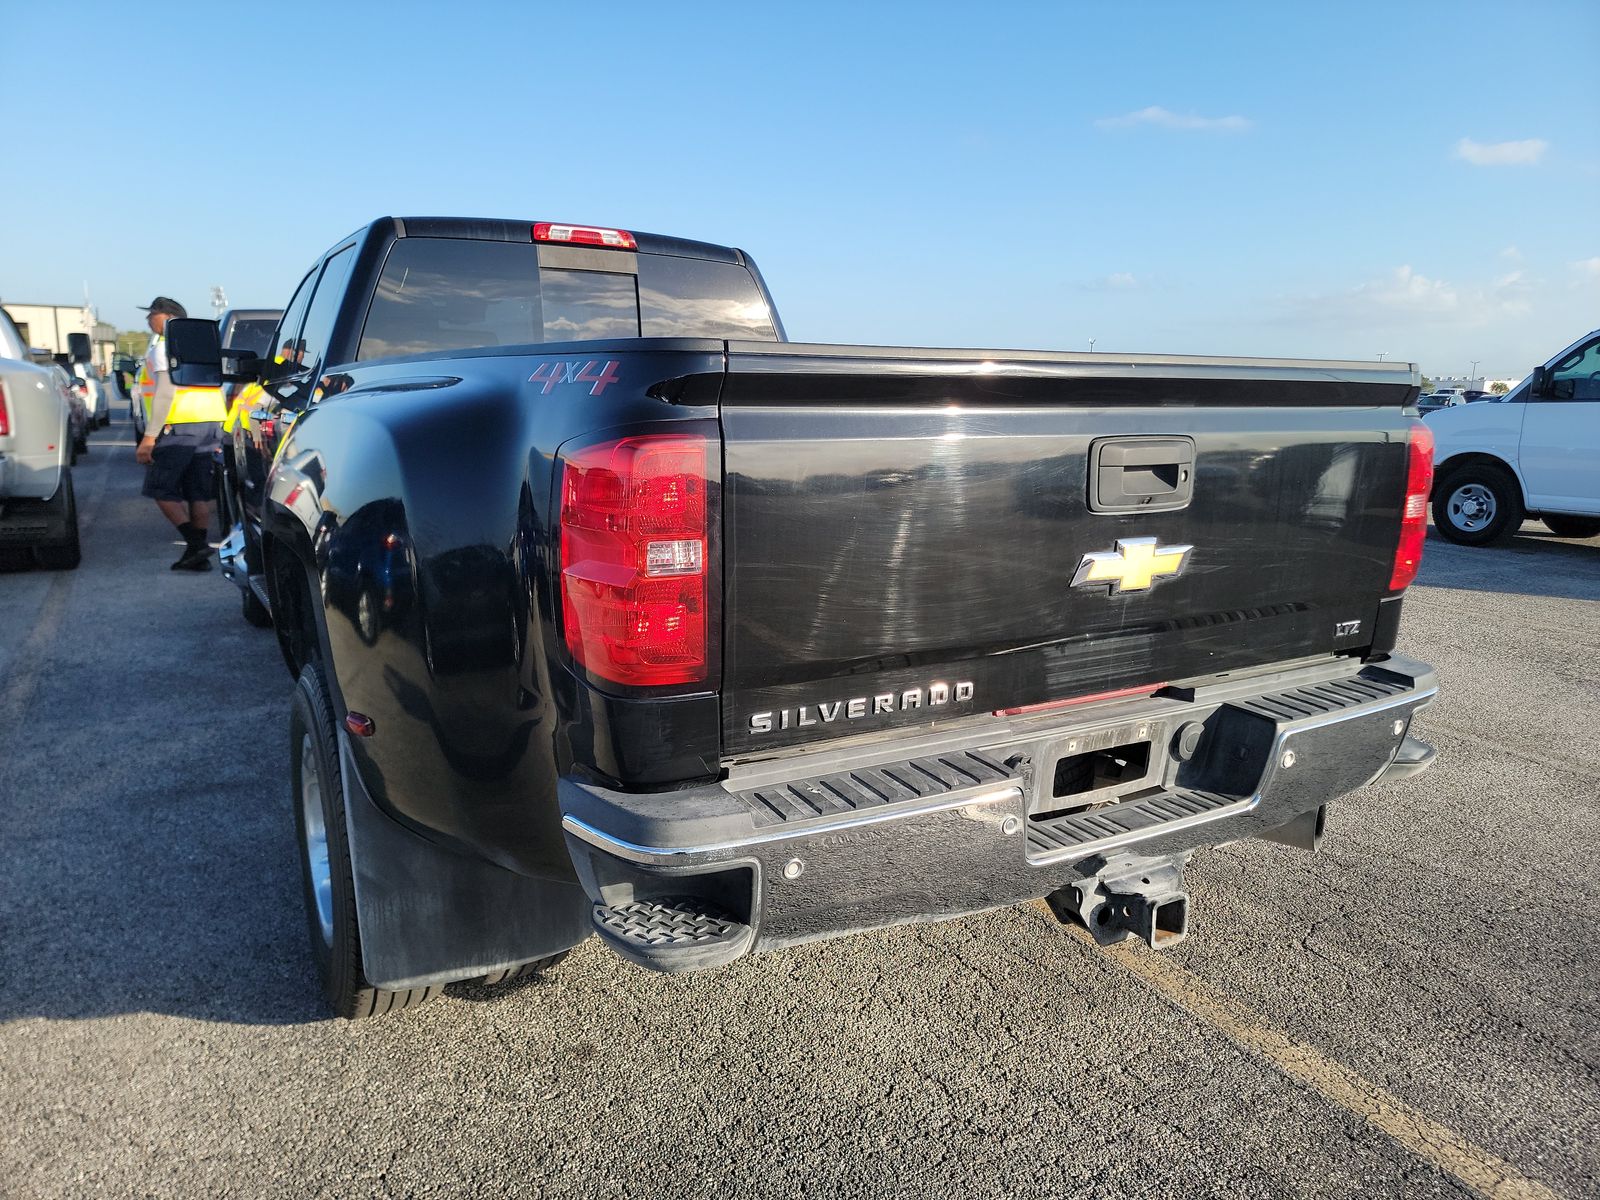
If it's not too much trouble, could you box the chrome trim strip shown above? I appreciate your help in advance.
[562,784,1023,865]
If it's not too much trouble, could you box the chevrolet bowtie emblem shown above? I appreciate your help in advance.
[1071,537,1194,593]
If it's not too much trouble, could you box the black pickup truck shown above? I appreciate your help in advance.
[168,216,1438,1019]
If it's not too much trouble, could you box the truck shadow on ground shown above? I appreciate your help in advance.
[0,549,48,573]
[0,751,547,1027]
[0,759,337,1026]
[1418,526,1600,602]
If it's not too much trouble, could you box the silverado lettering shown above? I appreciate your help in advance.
[749,680,977,734]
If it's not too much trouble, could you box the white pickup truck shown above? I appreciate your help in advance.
[0,306,81,568]
[1428,328,1600,544]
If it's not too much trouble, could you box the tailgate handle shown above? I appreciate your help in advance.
[1089,436,1195,513]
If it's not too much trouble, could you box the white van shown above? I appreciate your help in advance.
[1426,329,1600,544]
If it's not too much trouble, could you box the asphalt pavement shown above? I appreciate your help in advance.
[1,415,1596,1199]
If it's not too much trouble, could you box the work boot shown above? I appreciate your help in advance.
[171,523,213,571]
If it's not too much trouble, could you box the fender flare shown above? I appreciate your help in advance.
[262,491,591,990]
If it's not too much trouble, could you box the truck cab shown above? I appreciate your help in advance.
[1428,329,1600,543]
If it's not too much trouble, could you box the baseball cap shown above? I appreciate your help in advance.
[138,296,188,318]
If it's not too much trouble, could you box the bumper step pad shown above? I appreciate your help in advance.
[590,897,755,974]
[735,748,1015,827]
[1027,788,1243,864]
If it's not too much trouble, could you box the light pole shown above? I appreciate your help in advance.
[1469,360,1480,384]
[1088,338,1096,353]
[1376,352,1387,362]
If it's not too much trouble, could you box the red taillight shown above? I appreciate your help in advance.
[0,381,9,436]
[561,434,711,687]
[1389,422,1435,591]
[533,221,637,250]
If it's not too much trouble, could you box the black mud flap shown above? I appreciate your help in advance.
[339,738,593,990]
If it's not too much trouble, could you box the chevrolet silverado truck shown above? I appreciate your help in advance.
[168,216,1439,1019]
[0,306,81,569]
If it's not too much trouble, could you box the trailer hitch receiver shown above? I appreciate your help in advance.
[1047,852,1191,950]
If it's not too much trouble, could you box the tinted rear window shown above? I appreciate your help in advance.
[541,268,638,341]
[357,237,776,361]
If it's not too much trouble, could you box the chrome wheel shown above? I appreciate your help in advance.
[357,589,377,642]
[299,732,334,947]
[1447,483,1497,533]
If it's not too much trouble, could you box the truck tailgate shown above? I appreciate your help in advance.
[719,344,1418,758]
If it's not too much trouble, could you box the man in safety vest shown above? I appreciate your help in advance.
[135,296,228,570]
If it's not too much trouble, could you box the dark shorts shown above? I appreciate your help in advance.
[142,424,222,503]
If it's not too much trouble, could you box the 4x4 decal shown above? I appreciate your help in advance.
[528,359,621,396]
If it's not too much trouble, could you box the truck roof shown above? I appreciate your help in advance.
[381,216,744,265]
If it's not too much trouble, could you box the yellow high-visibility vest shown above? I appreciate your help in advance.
[138,363,155,424]
[223,380,263,434]
[167,384,228,425]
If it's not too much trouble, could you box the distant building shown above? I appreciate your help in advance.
[1,302,118,372]
[1428,374,1520,392]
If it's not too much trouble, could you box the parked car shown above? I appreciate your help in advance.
[1428,329,1600,543]
[214,308,283,568]
[127,341,149,439]
[49,364,90,460]
[72,362,111,427]
[112,352,138,409]
[169,215,1439,1020]
[0,308,81,567]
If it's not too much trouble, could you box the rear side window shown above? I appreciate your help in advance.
[357,236,778,362]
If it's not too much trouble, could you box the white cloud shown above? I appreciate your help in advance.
[1081,272,1145,292]
[1286,264,1537,330]
[1571,257,1600,278]
[1499,245,1522,261]
[1352,265,1459,315]
[1454,137,1548,166]
[1096,106,1252,132]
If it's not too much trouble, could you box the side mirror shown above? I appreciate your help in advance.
[67,332,92,363]
[167,317,241,386]
[1528,366,1548,398]
[167,317,224,386]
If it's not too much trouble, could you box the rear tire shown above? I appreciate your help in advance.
[1542,514,1600,539]
[1432,462,1524,546]
[242,586,273,628]
[290,661,439,1019]
[471,952,569,986]
[33,470,81,571]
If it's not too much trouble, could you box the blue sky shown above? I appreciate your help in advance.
[5,0,1596,377]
